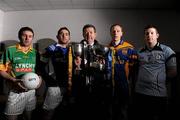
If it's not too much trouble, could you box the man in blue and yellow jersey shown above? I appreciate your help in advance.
[108,24,137,120]
[0,27,41,120]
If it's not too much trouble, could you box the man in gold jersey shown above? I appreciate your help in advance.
[0,27,41,120]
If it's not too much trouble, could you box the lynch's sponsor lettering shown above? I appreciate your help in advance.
[15,63,35,69]
[16,68,33,72]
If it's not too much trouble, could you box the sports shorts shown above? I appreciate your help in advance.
[43,87,63,110]
[4,90,36,115]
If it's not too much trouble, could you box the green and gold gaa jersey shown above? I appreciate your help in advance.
[0,44,37,78]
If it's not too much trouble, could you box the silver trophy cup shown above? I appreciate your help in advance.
[72,43,83,70]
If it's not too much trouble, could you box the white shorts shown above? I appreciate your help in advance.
[43,87,63,110]
[4,90,36,115]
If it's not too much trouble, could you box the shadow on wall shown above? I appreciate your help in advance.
[34,38,56,54]
[0,40,18,52]
[0,38,56,53]
[33,38,56,101]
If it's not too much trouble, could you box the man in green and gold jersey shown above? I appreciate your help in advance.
[0,27,41,120]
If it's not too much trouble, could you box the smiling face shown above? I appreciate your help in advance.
[83,26,96,45]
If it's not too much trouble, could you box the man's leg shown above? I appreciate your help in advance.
[5,115,18,120]
[24,111,32,120]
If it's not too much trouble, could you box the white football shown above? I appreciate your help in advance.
[22,72,41,90]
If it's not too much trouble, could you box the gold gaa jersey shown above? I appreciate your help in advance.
[0,44,37,78]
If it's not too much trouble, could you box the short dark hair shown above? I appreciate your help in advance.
[144,25,159,34]
[110,24,123,32]
[57,27,70,36]
[83,24,96,33]
[18,27,34,40]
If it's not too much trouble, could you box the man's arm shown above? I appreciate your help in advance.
[0,70,17,82]
[166,56,177,79]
